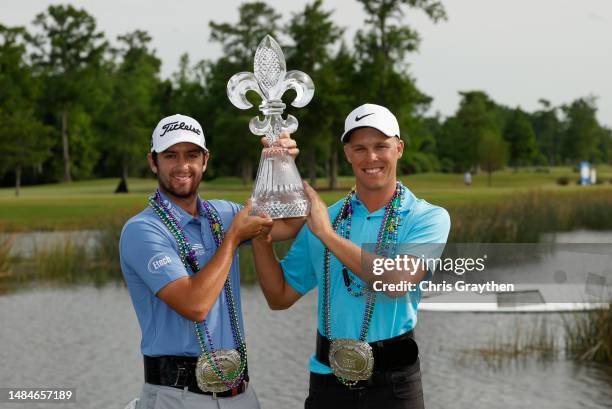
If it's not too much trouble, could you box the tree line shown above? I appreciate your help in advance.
[0,0,610,195]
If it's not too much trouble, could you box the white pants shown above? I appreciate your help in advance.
[135,383,261,409]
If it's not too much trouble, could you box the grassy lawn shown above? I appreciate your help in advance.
[1,166,612,231]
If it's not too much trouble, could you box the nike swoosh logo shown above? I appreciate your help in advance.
[355,113,374,122]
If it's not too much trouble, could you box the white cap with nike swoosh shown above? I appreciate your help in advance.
[341,103,401,143]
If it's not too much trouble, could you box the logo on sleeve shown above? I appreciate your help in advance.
[147,253,172,273]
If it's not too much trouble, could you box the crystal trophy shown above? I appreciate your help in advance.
[227,35,314,218]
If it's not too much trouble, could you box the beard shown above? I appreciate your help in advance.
[157,173,202,199]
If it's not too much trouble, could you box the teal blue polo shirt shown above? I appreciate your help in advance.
[280,185,450,374]
[119,192,245,357]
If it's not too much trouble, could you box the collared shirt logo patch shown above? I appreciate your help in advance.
[148,253,172,273]
[163,199,183,222]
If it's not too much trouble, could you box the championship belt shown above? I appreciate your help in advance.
[329,339,374,381]
[195,349,243,393]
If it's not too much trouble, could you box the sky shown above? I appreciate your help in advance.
[2,0,611,126]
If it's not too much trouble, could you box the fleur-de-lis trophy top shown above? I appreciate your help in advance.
[226,35,313,219]
[227,35,314,145]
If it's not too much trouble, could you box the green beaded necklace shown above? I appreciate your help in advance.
[148,190,247,389]
[322,182,404,386]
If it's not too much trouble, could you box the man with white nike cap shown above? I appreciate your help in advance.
[252,103,450,408]
[120,113,303,408]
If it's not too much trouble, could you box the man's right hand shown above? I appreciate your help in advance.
[226,201,273,246]
[303,181,333,241]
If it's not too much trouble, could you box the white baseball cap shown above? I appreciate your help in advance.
[341,103,401,143]
[151,114,207,153]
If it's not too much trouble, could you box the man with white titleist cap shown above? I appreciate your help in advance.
[253,103,450,409]
[120,113,304,409]
[151,114,208,153]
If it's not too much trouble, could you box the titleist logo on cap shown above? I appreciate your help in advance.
[159,121,201,137]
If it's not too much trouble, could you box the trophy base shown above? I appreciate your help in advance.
[252,198,309,219]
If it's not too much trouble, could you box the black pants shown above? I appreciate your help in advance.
[304,358,424,409]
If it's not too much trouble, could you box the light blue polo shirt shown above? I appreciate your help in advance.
[280,185,451,374]
[119,192,245,357]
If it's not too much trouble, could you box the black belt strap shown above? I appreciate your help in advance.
[316,330,418,372]
[143,355,248,397]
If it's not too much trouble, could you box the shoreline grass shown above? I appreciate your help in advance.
[0,235,12,277]
[461,309,612,367]
[563,306,612,363]
[449,189,612,242]
[461,317,559,369]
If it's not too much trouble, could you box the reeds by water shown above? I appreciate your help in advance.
[32,237,88,283]
[0,235,12,277]
[449,190,612,242]
[462,317,559,368]
[1,213,130,287]
[563,305,612,363]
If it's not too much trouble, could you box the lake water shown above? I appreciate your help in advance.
[0,284,611,409]
[0,230,611,408]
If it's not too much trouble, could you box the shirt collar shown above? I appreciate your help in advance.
[350,183,415,217]
[157,190,202,228]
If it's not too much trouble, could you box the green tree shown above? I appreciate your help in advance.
[0,25,52,196]
[285,0,344,186]
[353,0,446,109]
[352,0,446,176]
[31,4,108,182]
[478,129,508,186]
[438,91,500,171]
[208,1,282,184]
[561,97,603,163]
[168,54,209,117]
[399,114,440,173]
[599,127,612,164]
[210,1,281,67]
[531,99,562,165]
[504,108,537,168]
[101,30,161,192]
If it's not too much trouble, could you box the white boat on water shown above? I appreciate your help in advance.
[419,284,610,313]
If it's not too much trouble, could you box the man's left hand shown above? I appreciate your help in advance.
[261,132,299,158]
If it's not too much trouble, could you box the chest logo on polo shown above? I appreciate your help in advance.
[163,200,183,222]
[192,243,205,256]
[147,253,172,273]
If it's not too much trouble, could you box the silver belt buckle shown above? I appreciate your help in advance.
[329,339,374,381]
[195,349,243,393]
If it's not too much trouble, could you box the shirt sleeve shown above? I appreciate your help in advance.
[280,225,318,295]
[120,220,189,294]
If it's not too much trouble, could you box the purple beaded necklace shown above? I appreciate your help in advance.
[322,182,404,342]
[148,190,246,388]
